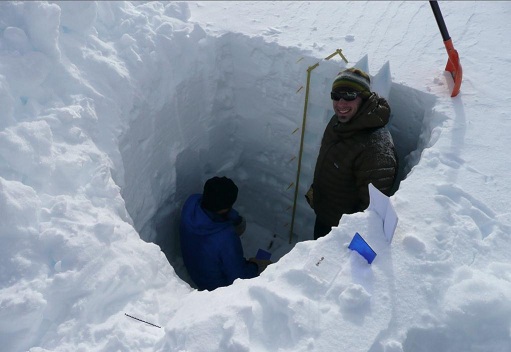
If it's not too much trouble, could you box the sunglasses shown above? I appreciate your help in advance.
[330,91,360,101]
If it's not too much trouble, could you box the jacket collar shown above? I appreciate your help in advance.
[332,93,390,135]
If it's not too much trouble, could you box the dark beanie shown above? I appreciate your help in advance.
[332,67,371,97]
[201,176,238,212]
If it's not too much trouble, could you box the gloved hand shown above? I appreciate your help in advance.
[234,216,246,236]
[305,184,314,209]
[248,258,272,274]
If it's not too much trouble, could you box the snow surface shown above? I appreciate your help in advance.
[1,1,511,351]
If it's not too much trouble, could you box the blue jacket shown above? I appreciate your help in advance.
[180,194,258,291]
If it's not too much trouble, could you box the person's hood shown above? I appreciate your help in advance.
[181,194,233,236]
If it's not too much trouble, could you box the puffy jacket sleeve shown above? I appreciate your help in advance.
[220,230,258,285]
[353,131,398,209]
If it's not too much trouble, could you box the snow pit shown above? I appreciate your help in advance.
[116,31,436,286]
[3,2,511,351]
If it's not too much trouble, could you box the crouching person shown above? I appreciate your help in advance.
[180,176,269,291]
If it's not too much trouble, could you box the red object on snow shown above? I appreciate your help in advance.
[430,1,463,97]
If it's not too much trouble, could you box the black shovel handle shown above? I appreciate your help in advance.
[430,1,451,42]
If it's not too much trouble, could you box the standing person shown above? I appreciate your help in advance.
[180,176,270,291]
[306,67,398,240]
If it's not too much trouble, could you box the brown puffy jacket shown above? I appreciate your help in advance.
[312,93,398,228]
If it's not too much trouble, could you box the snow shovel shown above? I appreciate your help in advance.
[429,1,462,97]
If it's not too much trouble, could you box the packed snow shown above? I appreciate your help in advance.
[1,1,511,351]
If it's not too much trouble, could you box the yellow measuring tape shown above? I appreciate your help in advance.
[289,49,348,244]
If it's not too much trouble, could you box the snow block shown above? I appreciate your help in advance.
[348,233,377,264]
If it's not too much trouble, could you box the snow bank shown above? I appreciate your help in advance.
[2,1,511,351]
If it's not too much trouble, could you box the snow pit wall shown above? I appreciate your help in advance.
[117,31,435,270]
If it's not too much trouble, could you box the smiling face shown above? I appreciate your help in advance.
[332,95,363,123]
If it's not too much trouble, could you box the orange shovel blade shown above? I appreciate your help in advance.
[444,39,462,97]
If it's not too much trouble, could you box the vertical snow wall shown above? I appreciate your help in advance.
[117,31,436,269]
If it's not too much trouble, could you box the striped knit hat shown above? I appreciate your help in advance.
[332,67,371,97]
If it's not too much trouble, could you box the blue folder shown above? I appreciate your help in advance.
[256,249,272,260]
[348,232,377,264]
